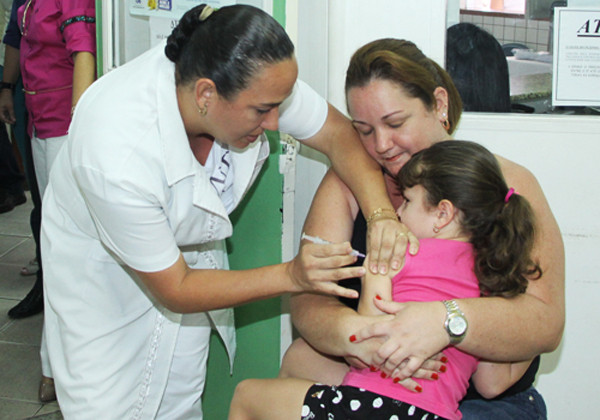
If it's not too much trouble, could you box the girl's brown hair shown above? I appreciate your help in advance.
[397,140,542,297]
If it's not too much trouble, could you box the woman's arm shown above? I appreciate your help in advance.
[134,238,365,314]
[0,45,20,124]
[71,51,96,112]
[471,359,533,399]
[133,170,365,313]
[301,104,413,274]
[290,169,390,362]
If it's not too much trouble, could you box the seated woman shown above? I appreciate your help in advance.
[278,38,563,419]
[229,140,542,420]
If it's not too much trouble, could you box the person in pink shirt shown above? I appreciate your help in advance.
[228,140,541,420]
[0,0,96,403]
[17,0,96,195]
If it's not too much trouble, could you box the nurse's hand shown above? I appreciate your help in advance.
[366,217,419,275]
[287,241,364,299]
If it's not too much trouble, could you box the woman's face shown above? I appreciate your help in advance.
[208,57,298,149]
[347,79,450,177]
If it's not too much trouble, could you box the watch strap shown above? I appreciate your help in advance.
[443,299,468,345]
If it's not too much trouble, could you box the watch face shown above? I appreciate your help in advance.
[449,316,467,335]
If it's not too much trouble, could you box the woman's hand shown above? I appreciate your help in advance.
[366,218,419,275]
[286,241,365,299]
[349,299,448,380]
[0,89,15,125]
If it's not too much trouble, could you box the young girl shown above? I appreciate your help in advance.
[228,140,542,420]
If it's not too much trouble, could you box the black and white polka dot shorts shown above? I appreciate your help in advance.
[301,384,446,420]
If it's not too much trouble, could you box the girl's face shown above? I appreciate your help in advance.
[208,57,298,149]
[396,185,438,239]
[347,79,450,177]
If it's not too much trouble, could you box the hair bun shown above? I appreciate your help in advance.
[165,4,209,62]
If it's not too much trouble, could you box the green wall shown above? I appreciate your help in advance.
[95,2,287,418]
[202,131,284,419]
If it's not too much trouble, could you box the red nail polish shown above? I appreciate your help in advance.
[349,335,357,343]
[375,294,382,300]
[380,372,387,379]
[440,365,447,373]
[393,377,400,383]
[431,373,439,380]
[441,356,448,363]
[415,386,423,393]
[370,365,377,372]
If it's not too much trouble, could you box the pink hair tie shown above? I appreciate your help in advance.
[504,188,516,203]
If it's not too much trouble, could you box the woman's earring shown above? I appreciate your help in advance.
[441,112,450,132]
[433,224,440,233]
[197,102,208,116]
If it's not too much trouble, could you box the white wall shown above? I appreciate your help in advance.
[291,1,600,418]
[456,113,600,419]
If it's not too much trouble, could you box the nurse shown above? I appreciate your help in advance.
[40,4,405,419]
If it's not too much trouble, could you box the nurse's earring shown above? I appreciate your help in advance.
[433,224,440,234]
[197,102,208,116]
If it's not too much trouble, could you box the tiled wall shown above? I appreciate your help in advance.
[460,13,551,52]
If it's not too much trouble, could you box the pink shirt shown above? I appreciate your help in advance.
[18,0,95,139]
[342,239,481,420]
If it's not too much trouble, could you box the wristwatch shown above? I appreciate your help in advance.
[443,300,468,345]
[0,82,15,91]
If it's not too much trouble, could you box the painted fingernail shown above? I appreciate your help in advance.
[440,365,447,373]
[375,294,382,300]
[415,386,423,393]
[349,335,357,343]
[370,365,377,372]
[431,373,439,380]
[393,377,400,383]
[380,372,387,379]
[441,356,448,363]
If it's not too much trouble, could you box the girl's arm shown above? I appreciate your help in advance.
[358,270,393,316]
[471,359,534,399]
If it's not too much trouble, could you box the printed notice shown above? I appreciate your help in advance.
[553,8,600,106]
[130,0,236,19]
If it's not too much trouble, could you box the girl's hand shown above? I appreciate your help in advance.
[366,218,419,275]
[389,353,448,389]
[348,299,448,380]
[286,241,365,299]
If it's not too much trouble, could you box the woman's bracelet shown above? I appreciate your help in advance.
[366,207,398,225]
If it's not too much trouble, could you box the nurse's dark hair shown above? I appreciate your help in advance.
[165,4,294,99]
[397,140,542,297]
[345,38,462,134]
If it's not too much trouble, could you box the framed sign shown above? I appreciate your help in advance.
[552,7,600,106]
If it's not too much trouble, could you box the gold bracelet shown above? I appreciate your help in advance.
[366,207,398,225]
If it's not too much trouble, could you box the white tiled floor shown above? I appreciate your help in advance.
[0,194,62,420]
